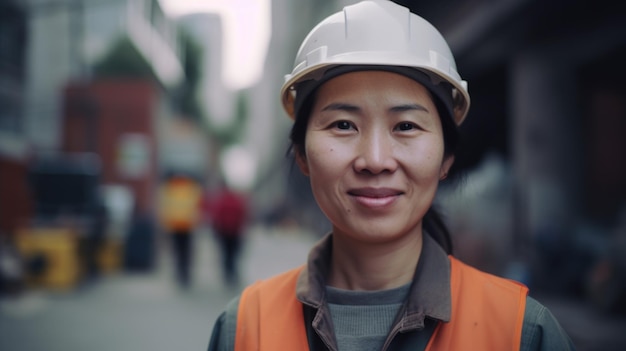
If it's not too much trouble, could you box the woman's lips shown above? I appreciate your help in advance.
[348,188,402,208]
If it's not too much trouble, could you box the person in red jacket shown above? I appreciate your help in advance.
[208,182,248,287]
[208,1,575,350]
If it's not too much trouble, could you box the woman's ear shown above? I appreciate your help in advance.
[440,155,455,180]
[295,149,310,176]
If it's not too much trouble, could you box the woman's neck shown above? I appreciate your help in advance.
[327,231,423,291]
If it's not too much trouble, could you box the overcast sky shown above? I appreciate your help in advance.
[159,0,271,90]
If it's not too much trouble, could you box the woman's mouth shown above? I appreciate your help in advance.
[347,188,402,208]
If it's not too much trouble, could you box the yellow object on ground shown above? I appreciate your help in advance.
[15,227,82,291]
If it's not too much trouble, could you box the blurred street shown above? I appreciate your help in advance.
[2,225,626,351]
[0,225,318,351]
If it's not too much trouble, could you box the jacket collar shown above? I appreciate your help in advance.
[296,232,451,327]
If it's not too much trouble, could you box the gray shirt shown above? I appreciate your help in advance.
[327,283,410,351]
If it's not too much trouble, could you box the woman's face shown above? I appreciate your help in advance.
[296,71,453,244]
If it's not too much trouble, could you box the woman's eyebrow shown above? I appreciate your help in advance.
[389,103,429,113]
[321,102,360,112]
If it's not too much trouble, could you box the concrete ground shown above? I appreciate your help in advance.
[0,225,317,351]
[1,225,625,351]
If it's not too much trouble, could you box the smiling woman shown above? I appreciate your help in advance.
[159,0,271,90]
[207,1,576,351]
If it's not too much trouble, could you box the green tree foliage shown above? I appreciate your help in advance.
[176,28,249,147]
[215,90,249,147]
[176,28,204,121]
[92,36,156,80]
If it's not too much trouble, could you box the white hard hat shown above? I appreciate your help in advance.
[280,0,470,125]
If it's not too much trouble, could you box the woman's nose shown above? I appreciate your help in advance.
[353,130,398,175]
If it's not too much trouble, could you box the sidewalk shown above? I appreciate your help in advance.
[0,225,318,351]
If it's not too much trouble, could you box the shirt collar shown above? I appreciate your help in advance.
[296,233,451,324]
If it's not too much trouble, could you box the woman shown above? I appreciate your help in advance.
[208,1,576,350]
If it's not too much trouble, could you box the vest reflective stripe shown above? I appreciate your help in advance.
[235,258,528,351]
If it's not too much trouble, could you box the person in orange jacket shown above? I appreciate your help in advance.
[208,1,575,350]
[159,173,201,288]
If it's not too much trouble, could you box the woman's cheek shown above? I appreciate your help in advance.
[306,136,343,169]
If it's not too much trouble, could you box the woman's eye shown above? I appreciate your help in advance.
[334,121,353,130]
[396,122,416,131]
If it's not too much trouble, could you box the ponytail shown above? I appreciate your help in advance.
[423,206,453,254]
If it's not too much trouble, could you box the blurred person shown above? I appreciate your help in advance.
[124,204,157,272]
[206,181,249,287]
[0,234,24,295]
[159,173,202,288]
[82,199,109,281]
[208,1,575,350]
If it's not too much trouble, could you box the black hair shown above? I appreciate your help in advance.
[288,79,460,254]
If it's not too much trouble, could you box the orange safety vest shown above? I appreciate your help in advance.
[235,256,528,351]
[159,178,201,232]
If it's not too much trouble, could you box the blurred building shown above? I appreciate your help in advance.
[172,0,340,230]
[241,0,339,232]
[0,0,30,238]
[178,13,235,131]
[25,0,183,151]
[0,0,185,242]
